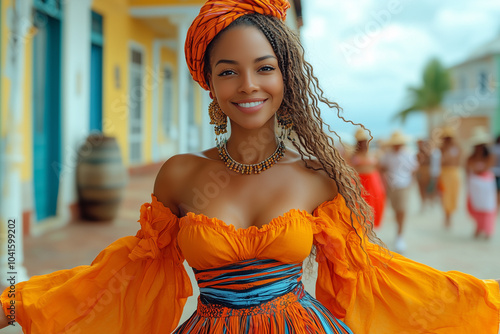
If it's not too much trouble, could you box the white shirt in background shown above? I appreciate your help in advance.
[380,149,419,189]
[430,148,442,178]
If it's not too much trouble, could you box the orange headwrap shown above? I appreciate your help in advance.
[185,0,291,90]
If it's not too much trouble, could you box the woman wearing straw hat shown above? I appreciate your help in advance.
[466,126,497,239]
[415,138,441,209]
[349,128,386,228]
[379,130,418,253]
[1,1,499,333]
[439,126,463,228]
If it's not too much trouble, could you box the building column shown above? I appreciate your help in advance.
[170,17,191,154]
[58,0,92,224]
[152,39,161,162]
[152,38,176,161]
[200,87,213,150]
[1,0,31,283]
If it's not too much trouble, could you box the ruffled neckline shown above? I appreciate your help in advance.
[184,209,313,235]
[150,193,343,234]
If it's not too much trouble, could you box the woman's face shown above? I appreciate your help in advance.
[207,25,284,131]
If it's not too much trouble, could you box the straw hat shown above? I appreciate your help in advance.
[354,128,369,142]
[440,126,456,139]
[469,126,491,146]
[386,130,408,146]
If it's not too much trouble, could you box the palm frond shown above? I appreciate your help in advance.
[393,57,451,125]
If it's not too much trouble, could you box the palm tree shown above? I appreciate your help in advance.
[394,57,451,135]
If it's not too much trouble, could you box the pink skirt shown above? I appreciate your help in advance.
[467,171,497,237]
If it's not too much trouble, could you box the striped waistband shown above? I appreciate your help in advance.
[194,258,303,309]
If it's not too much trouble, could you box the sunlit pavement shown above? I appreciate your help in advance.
[2,168,499,333]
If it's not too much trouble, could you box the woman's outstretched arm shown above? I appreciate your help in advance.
[0,301,11,329]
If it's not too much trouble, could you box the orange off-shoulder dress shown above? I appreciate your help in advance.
[2,194,499,333]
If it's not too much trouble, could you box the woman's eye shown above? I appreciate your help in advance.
[218,70,235,77]
[259,66,275,72]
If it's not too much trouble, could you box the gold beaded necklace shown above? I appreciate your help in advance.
[217,139,286,174]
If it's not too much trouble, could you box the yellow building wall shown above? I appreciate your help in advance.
[1,0,33,182]
[22,34,33,182]
[195,82,202,125]
[0,0,8,138]
[92,0,131,163]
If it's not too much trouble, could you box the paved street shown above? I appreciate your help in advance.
[2,167,499,333]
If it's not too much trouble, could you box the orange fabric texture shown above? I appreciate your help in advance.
[184,0,290,90]
[1,197,192,333]
[1,194,499,333]
[313,198,500,333]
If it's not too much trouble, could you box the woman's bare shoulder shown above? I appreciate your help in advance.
[153,149,219,215]
[284,149,339,201]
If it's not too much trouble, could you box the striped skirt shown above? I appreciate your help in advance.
[174,259,353,333]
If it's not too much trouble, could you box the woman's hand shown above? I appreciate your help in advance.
[0,302,10,329]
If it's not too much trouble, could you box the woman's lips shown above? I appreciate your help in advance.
[233,99,267,114]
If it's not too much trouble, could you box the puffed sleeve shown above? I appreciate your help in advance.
[312,195,500,334]
[1,195,192,334]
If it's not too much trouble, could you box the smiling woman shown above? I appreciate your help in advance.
[1,0,500,333]
[207,23,284,142]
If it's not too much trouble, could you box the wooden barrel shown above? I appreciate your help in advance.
[76,135,128,221]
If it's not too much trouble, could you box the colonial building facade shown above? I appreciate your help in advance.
[440,34,500,145]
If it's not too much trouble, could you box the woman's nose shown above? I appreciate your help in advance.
[238,71,259,94]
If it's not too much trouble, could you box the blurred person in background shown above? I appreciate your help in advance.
[373,138,388,162]
[428,140,442,205]
[466,127,497,240]
[439,126,462,228]
[379,131,418,253]
[493,135,500,209]
[415,139,433,210]
[349,127,386,228]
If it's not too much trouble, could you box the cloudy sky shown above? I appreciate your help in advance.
[301,0,500,143]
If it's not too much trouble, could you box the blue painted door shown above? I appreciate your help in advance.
[90,44,103,132]
[90,11,103,132]
[33,10,62,221]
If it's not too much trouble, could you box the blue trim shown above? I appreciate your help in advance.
[32,10,62,222]
[89,11,104,133]
[33,0,62,20]
[90,44,103,132]
[91,32,104,46]
[91,11,104,46]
